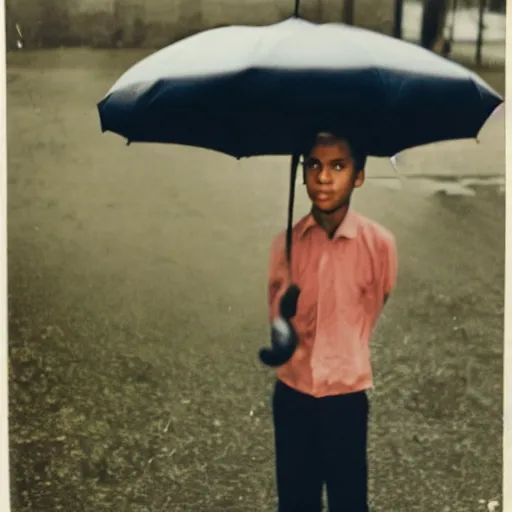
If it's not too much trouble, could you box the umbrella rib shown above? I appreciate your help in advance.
[468,75,484,121]
[250,26,303,69]
[332,28,388,103]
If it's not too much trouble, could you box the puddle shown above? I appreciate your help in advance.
[369,178,403,191]
[370,175,505,197]
[413,179,477,197]
[459,176,505,188]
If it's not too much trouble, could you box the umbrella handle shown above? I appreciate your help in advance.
[259,284,301,367]
[258,153,301,368]
[285,152,300,280]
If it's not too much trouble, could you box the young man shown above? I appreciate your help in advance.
[267,132,398,511]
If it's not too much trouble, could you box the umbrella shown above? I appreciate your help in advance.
[97,4,503,366]
[98,19,501,157]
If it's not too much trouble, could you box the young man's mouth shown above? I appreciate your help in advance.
[315,192,332,202]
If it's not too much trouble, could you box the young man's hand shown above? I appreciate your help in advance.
[279,284,301,319]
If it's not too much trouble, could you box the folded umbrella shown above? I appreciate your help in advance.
[97,9,503,366]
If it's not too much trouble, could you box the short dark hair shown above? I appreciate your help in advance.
[301,132,367,171]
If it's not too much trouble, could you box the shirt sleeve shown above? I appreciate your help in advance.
[381,233,398,297]
[268,233,290,322]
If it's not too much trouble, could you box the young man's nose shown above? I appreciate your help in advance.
[317,167,333,183]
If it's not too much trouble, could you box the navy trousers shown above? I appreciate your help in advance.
[272,380,370,512]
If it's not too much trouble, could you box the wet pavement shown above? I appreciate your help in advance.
[6,49,505,511]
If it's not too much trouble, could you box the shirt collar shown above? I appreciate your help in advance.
[298,207,359,240]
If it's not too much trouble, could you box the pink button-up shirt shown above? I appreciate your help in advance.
[268,208,398,398]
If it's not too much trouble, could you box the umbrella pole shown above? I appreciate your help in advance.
[294,0,300,17]
[286,153,300,281]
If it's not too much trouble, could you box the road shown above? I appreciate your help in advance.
[6,48,505,511]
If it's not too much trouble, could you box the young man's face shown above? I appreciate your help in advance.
[304,139,365,214]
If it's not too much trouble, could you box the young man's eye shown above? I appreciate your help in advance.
[304,161,321,171]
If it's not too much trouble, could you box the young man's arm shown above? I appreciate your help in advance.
[381,232,398,306]
[268,233,290,322]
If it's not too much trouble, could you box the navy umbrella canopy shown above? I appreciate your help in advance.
[98,17,502,158]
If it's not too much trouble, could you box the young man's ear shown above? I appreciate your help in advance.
[354,168,365,188]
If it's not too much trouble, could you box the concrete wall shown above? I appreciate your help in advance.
[5,0,396,49]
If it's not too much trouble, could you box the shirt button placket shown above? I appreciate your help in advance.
[312,246,328,394]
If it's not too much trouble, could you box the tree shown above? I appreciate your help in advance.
[175,0,202,40]
[36,0,72,47]
[4,0,16,50]
[420,0,449,51]
[488,0,505,11]
[343,0,355,25]
[394,0,404,39]
[112,0,147,48]
[476,0,486,65]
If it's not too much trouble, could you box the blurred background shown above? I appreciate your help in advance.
[4,0,506,67]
